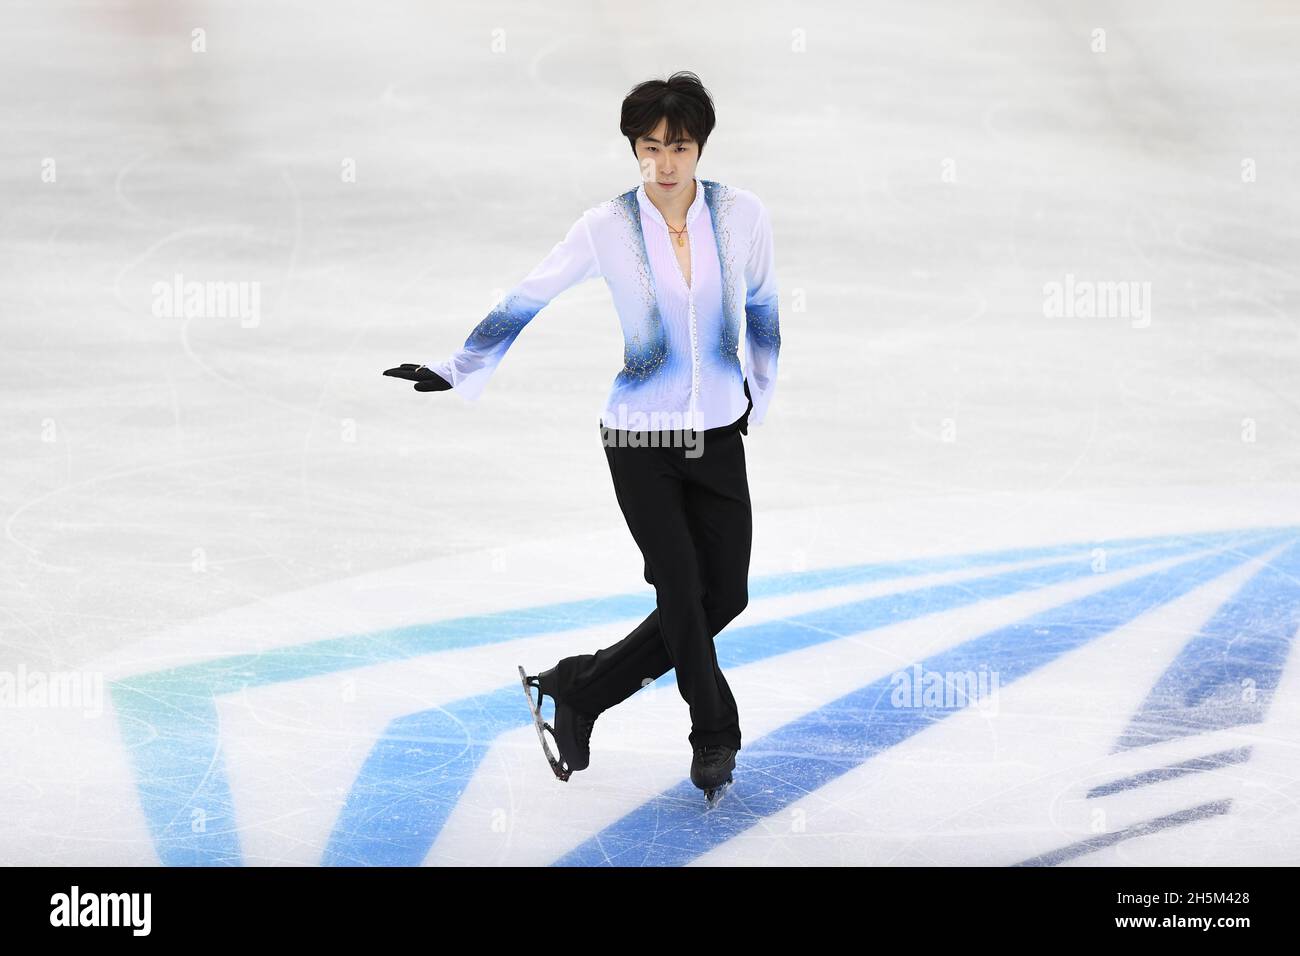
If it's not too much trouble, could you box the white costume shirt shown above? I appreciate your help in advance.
[427,176,780,431]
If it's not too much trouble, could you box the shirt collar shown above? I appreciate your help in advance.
[636,176,706,229]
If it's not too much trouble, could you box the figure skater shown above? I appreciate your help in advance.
[385,71,780,804]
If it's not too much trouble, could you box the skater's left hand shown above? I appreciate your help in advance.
[383,363,452,392]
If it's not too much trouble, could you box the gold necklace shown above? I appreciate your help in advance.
[666,222,688,247]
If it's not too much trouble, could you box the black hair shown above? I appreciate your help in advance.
[620,71,716,158]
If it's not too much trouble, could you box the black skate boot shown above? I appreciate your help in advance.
[518,665,598,782]
[691,743,737,807]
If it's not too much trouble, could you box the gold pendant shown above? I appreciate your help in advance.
[677,236,685,247]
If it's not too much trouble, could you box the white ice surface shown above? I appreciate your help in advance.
[1,0,1298,865]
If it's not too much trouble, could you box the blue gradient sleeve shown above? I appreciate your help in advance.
[429,212,601,402]
[742,201,780,426]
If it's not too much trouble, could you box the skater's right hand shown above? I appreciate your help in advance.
[383,363,452,392]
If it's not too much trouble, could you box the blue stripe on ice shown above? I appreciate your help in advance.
[321,530,1283,866]
[111,691,242,867]
[320,686,523,866]
[550,533,1296,866]
[1015,801,1235,866]
[1085,747,1252,798]
[106,527,1292,865]
[1114,539,1300,750]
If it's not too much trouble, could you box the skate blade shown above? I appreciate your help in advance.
[518,665,571,782]
[703,778,733,808]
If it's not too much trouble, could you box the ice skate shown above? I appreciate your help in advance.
[518,665,598,781]
[691,743,737,806]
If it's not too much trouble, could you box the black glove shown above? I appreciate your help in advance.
[383,363,452,392]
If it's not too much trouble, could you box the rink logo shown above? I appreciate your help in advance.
[1042,273,1151,328]
[104,527,1297,866]
[889,663,1000,713]
[151,272,262,328]
[0,664,103,716]
[49,886,151,936]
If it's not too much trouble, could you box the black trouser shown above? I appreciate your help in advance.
[545,409,753,752]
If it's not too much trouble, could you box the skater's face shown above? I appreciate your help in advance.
[635,117,699,194]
